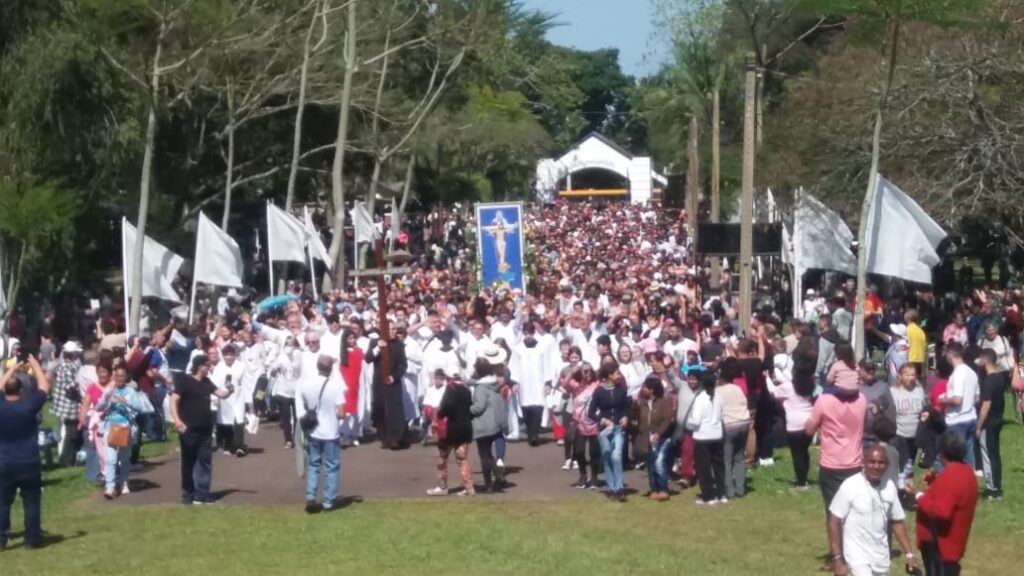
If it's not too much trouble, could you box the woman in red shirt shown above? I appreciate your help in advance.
[906,430,978,576]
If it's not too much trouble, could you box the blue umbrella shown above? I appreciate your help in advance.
[257,294,298,311]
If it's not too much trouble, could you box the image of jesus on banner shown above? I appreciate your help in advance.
[476,203,525,290]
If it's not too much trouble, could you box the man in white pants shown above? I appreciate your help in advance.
[827,444,918,576]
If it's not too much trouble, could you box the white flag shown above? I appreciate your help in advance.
[349,201,379,244]
[303,208,333,270]
[194,212,244,288]
[864,176,947,284]
[389,196,400,244]
[793,190,857,276]
[266,203,307,263]
[122,219,185,302]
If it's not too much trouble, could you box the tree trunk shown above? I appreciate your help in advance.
[854,20,902,360]
[4,241,27,326]
[326,0,358,286]
[222,79,235,229]
[366,27,391,216]
[285,0,320,212]
[398,155,415,218]
[129,23,166,337]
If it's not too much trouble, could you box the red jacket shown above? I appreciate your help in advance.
[915,462,978,562]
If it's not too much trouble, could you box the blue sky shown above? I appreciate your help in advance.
[519,0,668,78]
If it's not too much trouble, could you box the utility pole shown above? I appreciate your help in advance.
[686,115,700,245]
[710,87,721,290]
[739,55,756,336]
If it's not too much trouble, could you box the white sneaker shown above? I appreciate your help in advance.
[562,459,572,470]
[706,498,719,506]
[759,458,775,468]
[120,483,131,496]
[718,497,729,504]
[975,470,984,478]
[497,458,505,468]
[353,439,360,447]
[426,487,447,496]
[571,460,579,470]
[556,439,564,446]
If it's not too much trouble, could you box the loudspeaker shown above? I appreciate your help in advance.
[662,175,685,209]
[696,223,782,255]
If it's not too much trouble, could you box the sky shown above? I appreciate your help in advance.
[518,0,668,78]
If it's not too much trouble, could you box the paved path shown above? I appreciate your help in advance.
[101,425,658,506]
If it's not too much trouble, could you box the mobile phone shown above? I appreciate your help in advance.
[16,348,30,363]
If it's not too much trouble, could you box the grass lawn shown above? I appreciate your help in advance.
[4,409,1024,575]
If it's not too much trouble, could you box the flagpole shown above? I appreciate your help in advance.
[189,213,201,323]
[304,205,318,301]
[121,217,131,336]
[266,203,276,296]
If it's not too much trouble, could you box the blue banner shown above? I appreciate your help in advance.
[476,203,525,291]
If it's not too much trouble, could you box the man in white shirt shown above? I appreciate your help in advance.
[295,355,344,514]
[827,444,918,576]
[940,343,980,467]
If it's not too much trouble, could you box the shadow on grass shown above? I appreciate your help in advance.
[326,495,363,510]
[2,529,87,550]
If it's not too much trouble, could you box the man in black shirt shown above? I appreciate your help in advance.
[169,355,233,505]
[976,349,1006,500]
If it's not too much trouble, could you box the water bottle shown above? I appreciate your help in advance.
[900,459,914,487]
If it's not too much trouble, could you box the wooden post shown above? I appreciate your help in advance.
[739,55,757,336]
[374,236,392,383]
[710,87,722,289]
[686,115,700,245]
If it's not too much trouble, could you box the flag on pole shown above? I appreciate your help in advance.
[303,208,333,270]
[122,219,185,302]
[793,190,857,276]
[349,201,379,244]
[389,196,400,247]
[864,176,947,284]
[266,203,307,263]
[194,212,244,288]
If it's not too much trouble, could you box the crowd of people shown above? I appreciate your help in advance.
[2,200,1013,575]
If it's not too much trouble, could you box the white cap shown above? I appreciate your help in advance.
[62,341,83,354]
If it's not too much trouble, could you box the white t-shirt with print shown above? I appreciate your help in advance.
[829,474,905,574]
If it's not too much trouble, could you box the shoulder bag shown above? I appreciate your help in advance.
[299,378,329,434]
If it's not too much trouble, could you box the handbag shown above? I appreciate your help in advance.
[107,424,131,448]
[299,378,329,434]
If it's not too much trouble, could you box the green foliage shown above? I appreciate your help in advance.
[0,181,78,244]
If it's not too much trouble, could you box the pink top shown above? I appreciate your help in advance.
[807,392,867,470]
[771,381,814,432]
[942,324,968,346]
[827,361,860,391]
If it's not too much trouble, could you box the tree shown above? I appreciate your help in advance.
[795,0,989,358]
[0,181,77,322]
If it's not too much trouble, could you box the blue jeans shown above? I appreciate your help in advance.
[104,440,133,491]
[598,425,625,492]
[145,386,168,441]
[647,437,671,492]
[85,439,101,483]
[941,421,977,471]
[306,437,341,507]
[179,428,213,504]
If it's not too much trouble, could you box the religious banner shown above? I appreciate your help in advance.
[475,202,525,291]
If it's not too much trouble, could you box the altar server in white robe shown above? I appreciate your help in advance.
[210,343,248,456]
[509,324,551,446]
